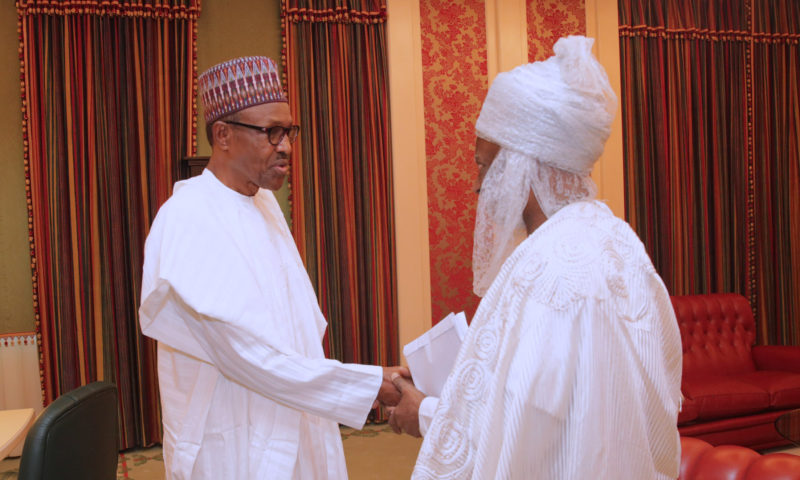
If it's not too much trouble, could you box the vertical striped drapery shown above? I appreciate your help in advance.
[18,0,199,448]
[751,1,800,345]
[281,0,398,379]
[618,0,800,345]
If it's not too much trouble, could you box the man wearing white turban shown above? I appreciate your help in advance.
[388,36,682,479]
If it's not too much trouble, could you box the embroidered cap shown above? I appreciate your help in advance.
[198,56,287,124]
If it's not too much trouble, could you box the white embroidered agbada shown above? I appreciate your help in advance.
[413,200,682,479]
[412,36,682,479]
[139,169,382,479]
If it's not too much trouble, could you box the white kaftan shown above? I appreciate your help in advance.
[139,170,382,479]
[413,200,682,479]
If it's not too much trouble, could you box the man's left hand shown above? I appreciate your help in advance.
[374,366,410,408]
[388,373,424,437]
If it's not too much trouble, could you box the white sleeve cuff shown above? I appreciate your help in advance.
[418,396,439,437]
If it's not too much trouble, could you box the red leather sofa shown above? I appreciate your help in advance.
[673,293,800,449]
[679,436,800,479]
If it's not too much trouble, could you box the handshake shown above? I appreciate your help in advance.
[376,367,427,438]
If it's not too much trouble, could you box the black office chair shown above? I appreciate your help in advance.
[17,381,119,480]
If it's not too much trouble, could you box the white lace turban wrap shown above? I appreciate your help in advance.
[472,35,618,296]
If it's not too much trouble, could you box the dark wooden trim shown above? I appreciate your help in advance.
[180,156,210,179]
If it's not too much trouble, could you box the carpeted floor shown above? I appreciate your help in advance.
[0,423,423,480]
[3,428,799,479]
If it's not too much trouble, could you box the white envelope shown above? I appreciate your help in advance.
[403,312,468,397]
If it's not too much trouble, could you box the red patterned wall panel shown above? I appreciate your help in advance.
[420,0,488,322]
[420,1,586,323]
[527,0,586,62]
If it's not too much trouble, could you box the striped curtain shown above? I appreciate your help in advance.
[18,0,199,448]
[282,1,398,377]
[618,0,800,345]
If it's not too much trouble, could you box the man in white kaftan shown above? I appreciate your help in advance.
[139,56,404,479]
[388,37,683,479]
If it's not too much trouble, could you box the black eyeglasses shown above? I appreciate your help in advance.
[223,120,300,146]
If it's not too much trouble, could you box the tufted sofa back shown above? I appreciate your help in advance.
[671,294,757,380]
[679,436,800,480]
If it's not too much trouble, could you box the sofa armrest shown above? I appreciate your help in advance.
[752,345,800,373]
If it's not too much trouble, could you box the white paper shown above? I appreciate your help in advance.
[403,312,468,397]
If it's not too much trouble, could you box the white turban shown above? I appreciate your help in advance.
[475,35,616,174]
[472,36,618,296]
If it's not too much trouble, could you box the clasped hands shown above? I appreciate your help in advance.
[375,367,425,438]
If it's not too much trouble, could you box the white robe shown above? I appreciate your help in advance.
[139,169,382,479]
[413,201,682,479]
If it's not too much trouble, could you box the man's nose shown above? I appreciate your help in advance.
[276,134,292,154]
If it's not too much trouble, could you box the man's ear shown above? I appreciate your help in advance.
[212,121,232,150]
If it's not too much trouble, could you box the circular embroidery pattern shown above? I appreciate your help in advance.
[456,360,488,401]
[473,326,499,361]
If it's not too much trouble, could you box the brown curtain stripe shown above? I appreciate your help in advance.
[281,0,398,413]
[18,0,199,448]
[618,0,800,345]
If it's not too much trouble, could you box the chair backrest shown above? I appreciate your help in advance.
[17,381,119,480]
[671,293,757,379]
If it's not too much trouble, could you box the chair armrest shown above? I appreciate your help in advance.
[752,345,800,373]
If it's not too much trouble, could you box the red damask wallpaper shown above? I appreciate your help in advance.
[421,1,586,323]
[528,0,586,62]
[420,0,488,322]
